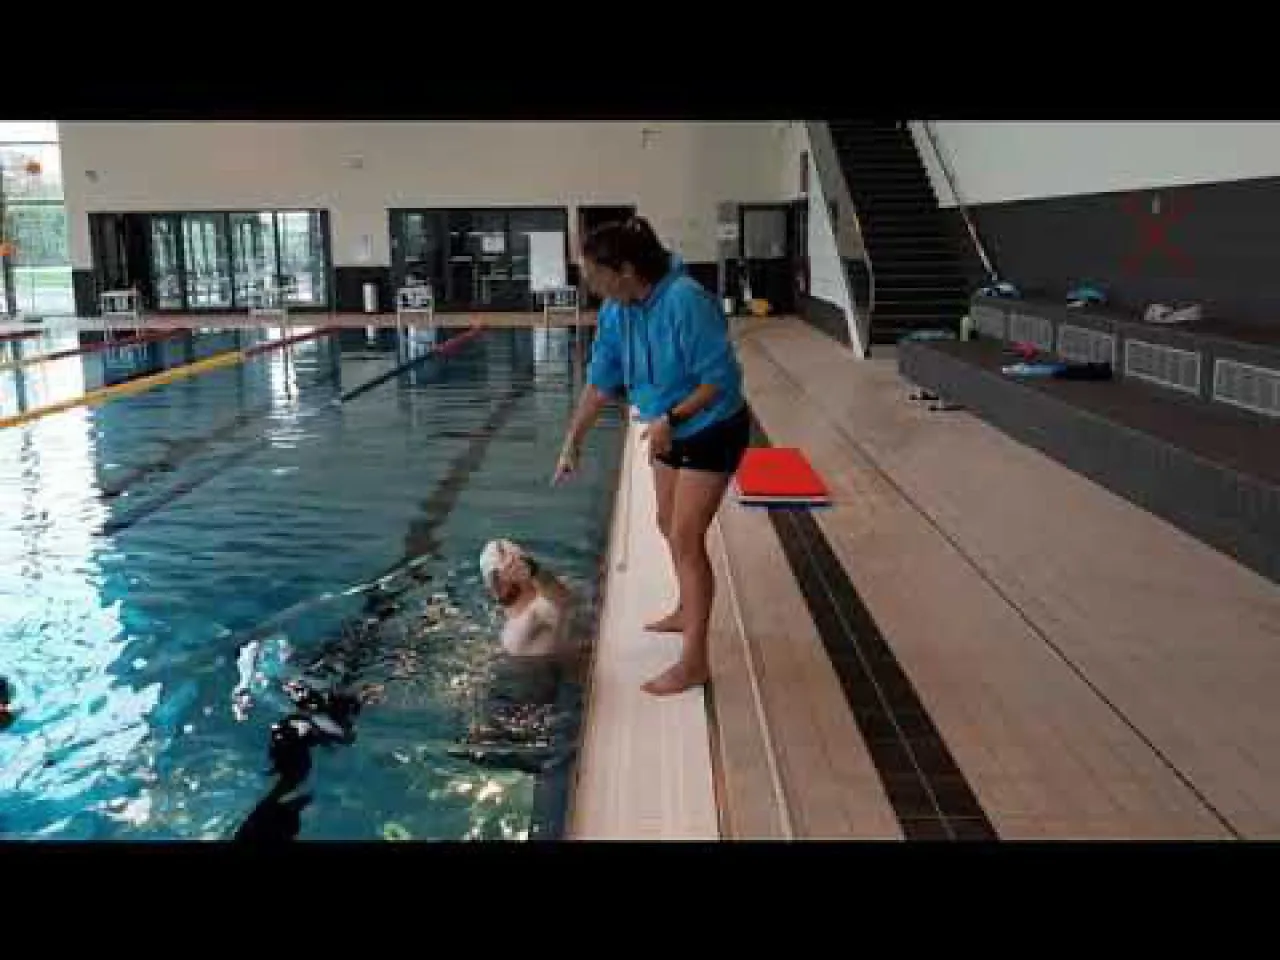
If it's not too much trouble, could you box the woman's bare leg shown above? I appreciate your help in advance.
[644,456,684,633]
[643,467,731,696]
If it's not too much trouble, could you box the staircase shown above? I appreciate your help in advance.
[828,120,972,344]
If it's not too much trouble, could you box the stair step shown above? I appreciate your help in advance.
[869,250,956,261]
[871,253,960,266]
[845,172,925,183]
[856,194,938,204]
[863,214,947,225]
[876,268,968,279]
[839,158,924,168]
[852,184,936,195]
[836,144,914,156]
[842,166,929,177]
[867,227,952,237]
[867,231,953,241]
[876,278,969,291]
[874,295,969,304]
[858,203,939,215]
[862,214,941,224]
[875,273,968,285]
[877,294,969,305]
[852,188,937,199]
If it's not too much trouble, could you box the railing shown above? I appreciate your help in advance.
[917,121,999,284]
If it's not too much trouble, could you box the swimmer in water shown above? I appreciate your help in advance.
[0,676,16,732]
[478,539,573,659]
[459,539,578,760]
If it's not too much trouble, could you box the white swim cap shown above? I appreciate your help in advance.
[479,538,527,589]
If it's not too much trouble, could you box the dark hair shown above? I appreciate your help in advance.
[580,216,671,284]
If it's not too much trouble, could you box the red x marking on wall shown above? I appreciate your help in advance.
[1120,192,1195,277]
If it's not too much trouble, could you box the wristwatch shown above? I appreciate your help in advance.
[666,405,688,428]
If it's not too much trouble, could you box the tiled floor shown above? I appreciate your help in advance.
[569,417,719,841]
[711,494,901,839]
[724,317,1280,840]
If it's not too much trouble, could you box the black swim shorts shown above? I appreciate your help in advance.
[654,404,751,475]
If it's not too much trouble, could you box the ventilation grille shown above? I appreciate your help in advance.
[1008,312,1055,351]
[973,304,1006,340]
[1057,324,1116,366]
[1213,358,1280,418]
[1124,340,1201,394]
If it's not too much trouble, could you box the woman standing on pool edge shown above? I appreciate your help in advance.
[553,217,750,697]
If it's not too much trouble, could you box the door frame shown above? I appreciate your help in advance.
[737,202,798,313]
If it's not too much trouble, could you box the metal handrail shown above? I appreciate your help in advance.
[918,121,999,283]
[846,202,876,320]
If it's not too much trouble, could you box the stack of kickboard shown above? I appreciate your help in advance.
[733,447,831,507]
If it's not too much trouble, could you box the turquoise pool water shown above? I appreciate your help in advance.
[0,324,624,841]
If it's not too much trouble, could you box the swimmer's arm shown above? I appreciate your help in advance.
[534,566,572,607]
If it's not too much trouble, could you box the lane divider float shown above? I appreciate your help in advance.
[0,327,335,431]
[0,327,195,373]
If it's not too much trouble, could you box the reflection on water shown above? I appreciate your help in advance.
[0,324,620,840]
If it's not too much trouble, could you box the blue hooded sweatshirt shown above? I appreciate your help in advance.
[586,254,745,440]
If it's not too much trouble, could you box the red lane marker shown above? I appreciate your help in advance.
[39,327,193,363]
[242,326,337,358]
[433,324,485,357]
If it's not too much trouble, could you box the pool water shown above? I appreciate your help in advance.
[0,324,624,841]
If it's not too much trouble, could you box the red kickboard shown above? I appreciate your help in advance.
[734,447,831,505]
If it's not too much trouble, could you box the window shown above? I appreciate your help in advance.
[392,207,567,310]
[88,209,331,311]
[0,123,74,317]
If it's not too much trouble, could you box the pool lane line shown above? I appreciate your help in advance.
[99,360,352,502]
[331,324,483,405]
[0,327,336,431]
[99,326,488,536]
[0,327,194,373]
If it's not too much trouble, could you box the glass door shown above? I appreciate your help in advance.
[181,213,232,309]
[276,210,327,307]
[740,204,795,314]
[149,215,184,310]
[230,212,278,308]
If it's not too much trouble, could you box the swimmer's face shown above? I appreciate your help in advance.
[490,574,521,607]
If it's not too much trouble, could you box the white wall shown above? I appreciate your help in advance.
[806,152,846,308]
[59,122,789,269]
[910,122,1280,207]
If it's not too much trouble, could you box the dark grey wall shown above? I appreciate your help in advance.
[334,266,391,314]
[957,176,1280,327]
[800,294,851,349]
[72,269,98,317]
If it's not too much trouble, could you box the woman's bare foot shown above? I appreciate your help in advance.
[644,610,684,633]
[642,660,710,697]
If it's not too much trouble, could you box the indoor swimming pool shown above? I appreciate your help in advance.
[0,322,624,841]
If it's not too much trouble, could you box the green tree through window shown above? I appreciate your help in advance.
[0,124,74,318]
